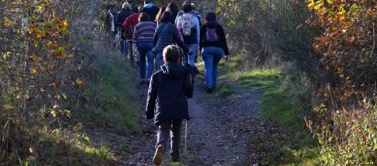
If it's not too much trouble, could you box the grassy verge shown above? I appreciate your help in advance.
[82,49,141,132]
[216,54,321,165]
[6,46,138,165]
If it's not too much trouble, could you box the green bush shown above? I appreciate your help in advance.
[317,100,377,165]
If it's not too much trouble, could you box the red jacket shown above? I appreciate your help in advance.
[123,13,140,30]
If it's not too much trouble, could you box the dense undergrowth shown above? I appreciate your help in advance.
[0,0,141,165]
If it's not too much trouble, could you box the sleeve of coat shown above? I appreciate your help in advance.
[194,16,200,44]
[123,17,130,30]
[218,25,230,55]
[153,26,159,46]
[146,73,158,119]
[199,25,206,52]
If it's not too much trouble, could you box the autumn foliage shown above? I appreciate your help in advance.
[306,0,377,164]
[307,0,377,108]
[0,0,102,164]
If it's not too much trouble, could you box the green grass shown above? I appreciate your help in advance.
[86,53,141,131]
[216,54,320,165]
[13,127,115,166]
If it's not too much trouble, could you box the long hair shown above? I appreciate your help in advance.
[155,7,166,23]
[166,2,179,20]
[159,11,174,23]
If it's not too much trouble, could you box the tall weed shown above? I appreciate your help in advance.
[316,99,377,165]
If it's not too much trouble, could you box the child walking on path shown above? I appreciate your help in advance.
[146,45,193,165]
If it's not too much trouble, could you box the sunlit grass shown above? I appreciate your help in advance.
[215,54,320,165]
[15,127,115,165]
[81,48,142,132]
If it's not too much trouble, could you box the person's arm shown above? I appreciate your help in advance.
[172,25,190,53]
[146,73,158,119]
[132,24,139,44]
[194,16,200,44]
[218,25,229,55]
[123,17,130,30]
[199,25,206,52]
[176,16,181,28]
[153,25,159,46]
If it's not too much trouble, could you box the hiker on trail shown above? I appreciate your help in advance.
[105,5,118,48]
[123,6,140,67]
[116,2,132,59]
[176,3,200,69]
[146,45,193,165]
[154,7,166,25]
[133,12,156,84]
[165,2,179,21]
[106,5,117,38]
[199,12,229,94]
[190,2,202,27]
[152,11,192,71]
[141,1,159,23]
[174,1,191,24]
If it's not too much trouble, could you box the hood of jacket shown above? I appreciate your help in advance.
[144,3,154,8]
[206,21,218,29]
[160,62,186,78]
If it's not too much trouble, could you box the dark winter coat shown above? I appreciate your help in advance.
[116,8,132,28]
[199,21,230,55]
[152,22,190,53]
[141,3,159,23]
[146,62,193,125]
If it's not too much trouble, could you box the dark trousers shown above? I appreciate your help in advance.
[156,119,182,161]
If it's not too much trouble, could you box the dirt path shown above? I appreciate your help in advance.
[85,72,285,166]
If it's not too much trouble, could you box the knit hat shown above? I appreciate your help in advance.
[122,2,131,9]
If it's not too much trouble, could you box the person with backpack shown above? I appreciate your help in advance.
[190,3,202,27]
[175,3,200,69]
[141,1,159,23]
[146,45,193,165]
[116,2,132,59]
[174,0,190,24]
[123,6,140,67]
[152,11,192,70]
[199,12,229,94]
[133,12,156,84]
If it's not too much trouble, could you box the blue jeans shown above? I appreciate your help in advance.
[156,52,163,71]
[120,40,134,65]
[187,44,198,67]
[137,43,154,79]
[201,46,224,89]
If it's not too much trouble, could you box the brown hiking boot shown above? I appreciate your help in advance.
[153,145,164,165]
